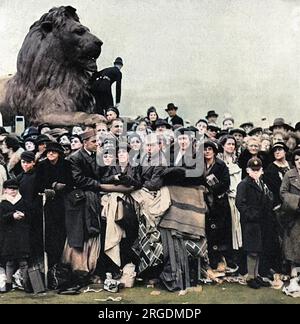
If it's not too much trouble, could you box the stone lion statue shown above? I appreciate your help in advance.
[0,6,103,125]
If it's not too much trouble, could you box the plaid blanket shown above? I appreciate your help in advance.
[159,186,207,238]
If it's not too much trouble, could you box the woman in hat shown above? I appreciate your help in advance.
[1,135,24,178]
[146,106,159,131]
[0,179,31,292]
[203,140,232,272]
[280,149,300,277]
[35,142,73,268]
[91,57,123,116]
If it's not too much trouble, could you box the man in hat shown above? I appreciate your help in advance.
[206,110,219,125]
[229,128,246,158]
[240,122,254,135]
[164,103,184,126]
[269,118,292,137]
[106,106,120,122]
[91,57,123,116]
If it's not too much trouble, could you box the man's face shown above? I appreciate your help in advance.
[208,116,217,124]
[177,135,190,151]
[25,141,35,152]
[223,120,234,130]
[21,160,35,173]
[96,123,108,135]
[167,109,176,117]
[247,168,263,181]
[111,121,124,136]
[294,154,300,170]
[84,136,98,152]
[232,133,244,146]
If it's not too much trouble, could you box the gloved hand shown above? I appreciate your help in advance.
[44,189,56,200]
[52,182,66,192]
[118,174,132,185]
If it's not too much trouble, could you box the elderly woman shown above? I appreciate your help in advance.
[280,148,300,277]
[35,142,73,268]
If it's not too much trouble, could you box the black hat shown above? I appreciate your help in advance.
[36,134,52,145]
[70,134,83,143]
[45,142,64,155]
[295,122,300,132]
[269,118,291,131]
[154,118,172,130]
[106,106,120,118]
[247,157,263,171]
[240,122,254,129]
[21,151,36,162]
[0,126,8,135]
[216,130,229,140]
[147,106,157,117]
[229,128,246,137]
[175,127,193,137]
[196,119,208,126]
[165,103,178,111]
[114,57,123,66]
[3,179,19,189]
[22,126,39,140]
[204,140,219,154]
[207,124,221,133]
[24,136,36,143]
[271,142,288,153]
[248,127,263,136]
[206,110,219,119]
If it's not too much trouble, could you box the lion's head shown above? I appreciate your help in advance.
[2,6,103,125]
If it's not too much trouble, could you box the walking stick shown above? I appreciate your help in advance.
[39,192,48,290]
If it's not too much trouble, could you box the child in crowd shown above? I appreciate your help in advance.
[236,157,279,289]
[0,179,31,292]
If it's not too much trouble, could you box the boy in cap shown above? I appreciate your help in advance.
[0,179,31,292]
[236,157,279,288]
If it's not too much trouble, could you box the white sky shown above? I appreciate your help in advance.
[1,0,300,126]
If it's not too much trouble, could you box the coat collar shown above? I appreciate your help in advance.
[245,176,263,192]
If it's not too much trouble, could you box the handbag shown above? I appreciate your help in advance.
[68,189,86,206]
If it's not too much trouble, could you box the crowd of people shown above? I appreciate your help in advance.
[0,103,300,295]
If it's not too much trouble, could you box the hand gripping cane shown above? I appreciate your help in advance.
[39,192,48,290]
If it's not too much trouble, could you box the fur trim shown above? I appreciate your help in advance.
[2,192,22,205]
[7,147,24,172]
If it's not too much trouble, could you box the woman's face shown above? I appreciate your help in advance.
[71,137,82,150]
[247,140,259,155]
[294,154,300,170]
[130,137,141,151]
[47,151,59,164]
[103,153,114,166]
[118,148,129,164]
[72,126,83,135]
[137,121,147,131]
[204,146,215,160]
[274,147,286,161]
[149,112,158,122]
[223,138,236,154]
[261,139,271,152]
[25,141,35,151]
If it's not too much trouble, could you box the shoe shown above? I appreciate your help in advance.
[255,276,271,287]
[247,278,261,289]
[225,264,239,274]
[1,283,13,293]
